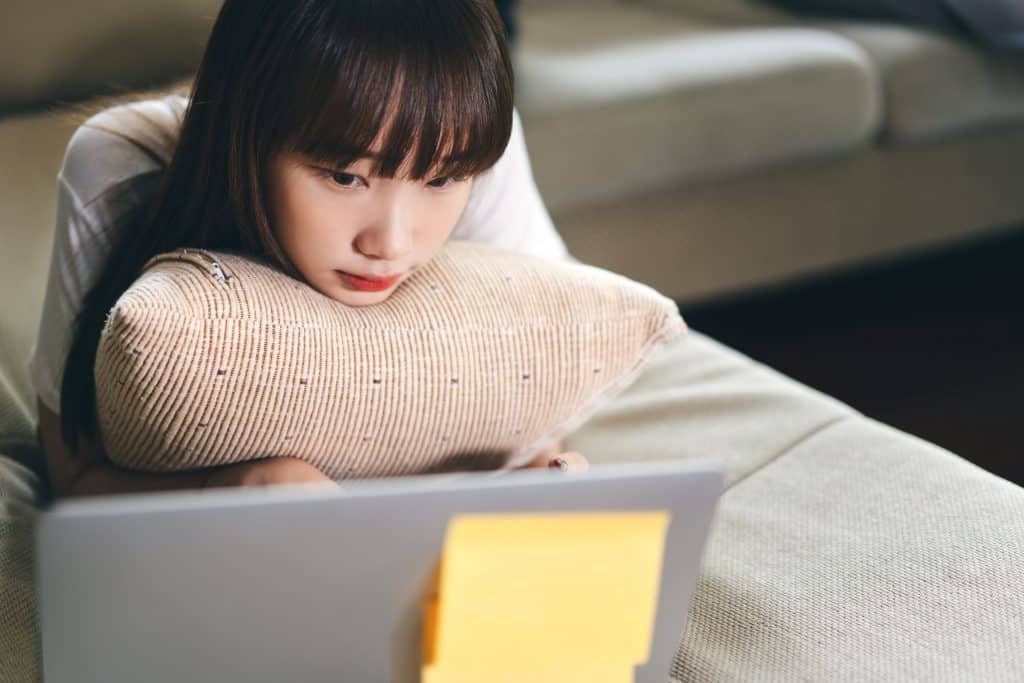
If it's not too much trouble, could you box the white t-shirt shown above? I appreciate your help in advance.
[28,94,572,415]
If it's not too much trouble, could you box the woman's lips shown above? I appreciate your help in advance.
[336,270,401,292]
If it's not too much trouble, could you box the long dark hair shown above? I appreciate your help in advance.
[60,0,514,452]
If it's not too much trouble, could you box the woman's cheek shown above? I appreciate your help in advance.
[437,184,474,235]
[304,194,357,247]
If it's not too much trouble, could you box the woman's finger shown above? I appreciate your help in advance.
[548,451,589,472]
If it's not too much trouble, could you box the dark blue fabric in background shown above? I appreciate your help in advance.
[495,0,518,42]
[762,0,1023,48]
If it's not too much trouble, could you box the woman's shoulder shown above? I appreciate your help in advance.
[60,93,188,207]
[453,107,570,263]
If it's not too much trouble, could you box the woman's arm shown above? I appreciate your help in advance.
[37,397,209,497]
[37,398,335,498]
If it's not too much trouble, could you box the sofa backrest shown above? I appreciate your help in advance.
[0,108,78,438]
[1,0,212,438]
[636,0,789,22]
[0,0,220,116]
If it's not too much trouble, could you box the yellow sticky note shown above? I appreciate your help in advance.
[421,511,670,683]
[421,661,634,683]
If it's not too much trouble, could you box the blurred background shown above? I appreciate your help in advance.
[1,0,1022,483]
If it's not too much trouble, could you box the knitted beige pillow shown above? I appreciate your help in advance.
[94,241,686,480]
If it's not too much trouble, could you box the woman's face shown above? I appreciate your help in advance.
[267,149,473,307]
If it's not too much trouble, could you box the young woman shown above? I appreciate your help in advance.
[32,0,588,499]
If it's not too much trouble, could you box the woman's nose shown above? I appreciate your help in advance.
[354,204,412,262]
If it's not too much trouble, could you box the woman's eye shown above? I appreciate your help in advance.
[427,176,455,189]
[329,172,362,188]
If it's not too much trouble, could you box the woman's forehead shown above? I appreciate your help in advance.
[285,75,497,180]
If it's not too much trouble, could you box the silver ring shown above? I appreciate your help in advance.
[552,456,569,472]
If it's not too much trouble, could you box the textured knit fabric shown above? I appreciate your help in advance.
[672,418,1024,681]
[0,339,43,680]
[94,242,685,479]
[28,94,572,417]
[564,332,1024,681]
[0,445,43,683]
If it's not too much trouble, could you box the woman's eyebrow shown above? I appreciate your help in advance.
[308,155,374,171]
[308,146,454,177]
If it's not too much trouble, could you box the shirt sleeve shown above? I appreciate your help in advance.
[27,125,163,416]
[450,108,577,263]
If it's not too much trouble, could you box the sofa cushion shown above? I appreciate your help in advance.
[564,332,854,486]
[674,418,1024,680]
[566,331,1024,679]
[831,23,1024,141]
[515,1,881,212]
[638,0,1024,141]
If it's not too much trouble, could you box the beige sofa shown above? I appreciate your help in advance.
[2,1,1023,681]
[520,0,1024,302]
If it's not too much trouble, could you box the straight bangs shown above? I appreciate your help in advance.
[273,0,514,181]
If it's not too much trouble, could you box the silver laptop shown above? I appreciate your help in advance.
[36,460,722,682]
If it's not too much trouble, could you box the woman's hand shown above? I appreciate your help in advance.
[202,456,338,490]
[518,440,589,472]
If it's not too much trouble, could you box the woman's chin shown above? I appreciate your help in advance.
[298,270,402,307]
[324,281,395,307]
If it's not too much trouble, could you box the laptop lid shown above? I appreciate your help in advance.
[36,460,722,682]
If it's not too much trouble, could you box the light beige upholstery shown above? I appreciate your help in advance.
[0,110,78,424]
[831,23,1024,141]
[566,332,1024,680]
[0,0,219,114]
[554,125,1024,303]
[565,333,854,488]
[0,447,42,683]
[515,0,1024,302]
[516,1,881,212]
[637,0,1024,141]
